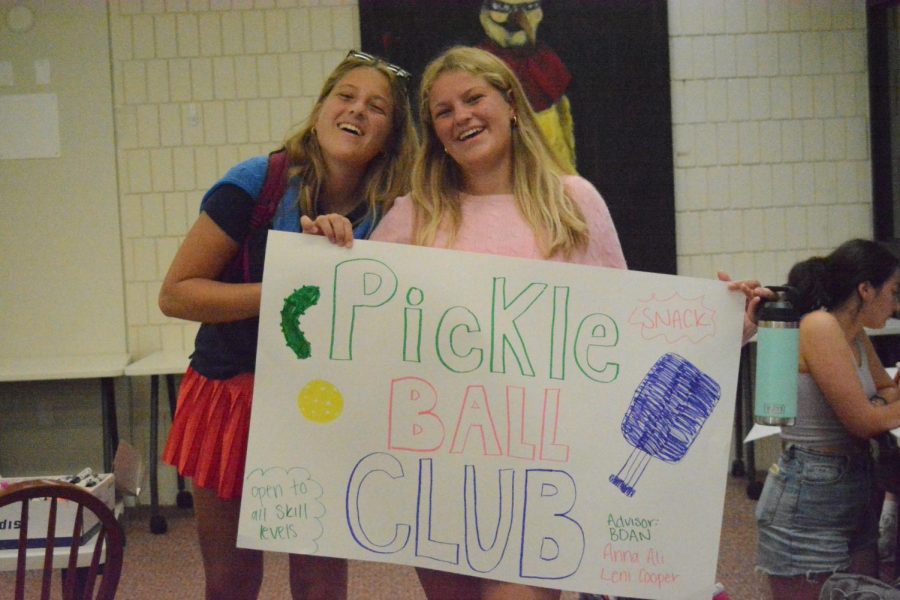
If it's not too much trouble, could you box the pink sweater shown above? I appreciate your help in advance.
[371,175,627,269]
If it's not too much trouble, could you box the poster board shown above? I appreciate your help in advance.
[238,232,744,598]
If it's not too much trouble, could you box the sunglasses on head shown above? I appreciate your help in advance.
[345,49,411,82]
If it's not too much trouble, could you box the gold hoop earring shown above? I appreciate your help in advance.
[511,115,518,128]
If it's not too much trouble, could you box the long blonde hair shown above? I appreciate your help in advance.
[283,53,418,222]
[412,46,587,257]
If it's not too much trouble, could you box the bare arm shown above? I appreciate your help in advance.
[803,310,900,438]
[158,212,261,323]
[864,335,900,403]
[716,272,772,345]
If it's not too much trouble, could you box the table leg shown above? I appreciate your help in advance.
[166,374,193,509]
[731,345,746,478]
[100,377,118,473]
[149,374,167,534]
[744,345,763,499]
[61,566,91,598]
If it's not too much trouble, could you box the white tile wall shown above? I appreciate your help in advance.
[671,0,871,287]
[110,0,362,359]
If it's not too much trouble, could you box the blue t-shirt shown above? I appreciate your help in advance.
[190,156,376,379]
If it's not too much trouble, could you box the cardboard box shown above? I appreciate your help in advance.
[0,473,115,550]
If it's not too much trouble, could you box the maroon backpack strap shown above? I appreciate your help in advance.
[250,149,290,228]
[239,149,290,282]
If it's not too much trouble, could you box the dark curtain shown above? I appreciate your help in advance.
[360,0,676,274]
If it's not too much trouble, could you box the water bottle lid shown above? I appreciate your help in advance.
[758,285,799,322]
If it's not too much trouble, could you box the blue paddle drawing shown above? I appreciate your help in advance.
[610,353,721,497]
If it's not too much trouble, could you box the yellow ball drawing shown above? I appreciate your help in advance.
[297,379,344,424]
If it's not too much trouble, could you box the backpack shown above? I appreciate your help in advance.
[230,149,290,283]
[819,573,900,599]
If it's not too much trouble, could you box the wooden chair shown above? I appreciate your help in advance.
[0,479,124,600]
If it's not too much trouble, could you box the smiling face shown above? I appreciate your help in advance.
[428,69,516,190]
[314,66,395,170]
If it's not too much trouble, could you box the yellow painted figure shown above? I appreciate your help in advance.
[478,0,576,171]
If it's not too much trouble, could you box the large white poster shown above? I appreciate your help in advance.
[238,231,745,599]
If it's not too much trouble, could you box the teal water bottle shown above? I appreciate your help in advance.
[754,286,800,426]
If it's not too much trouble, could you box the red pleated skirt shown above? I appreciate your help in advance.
[163,367,254,500]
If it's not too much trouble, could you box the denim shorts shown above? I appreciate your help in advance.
[756,445,879,577]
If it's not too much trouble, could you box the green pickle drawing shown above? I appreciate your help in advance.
[281,285,320,359]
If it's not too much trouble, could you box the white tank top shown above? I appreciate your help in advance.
[780,338,877,452]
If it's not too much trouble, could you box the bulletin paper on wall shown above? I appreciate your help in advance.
[0,93,61,159]
[238,231,745,598]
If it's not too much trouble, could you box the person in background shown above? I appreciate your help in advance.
[755,239,900,600]
[158,50,418,600]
